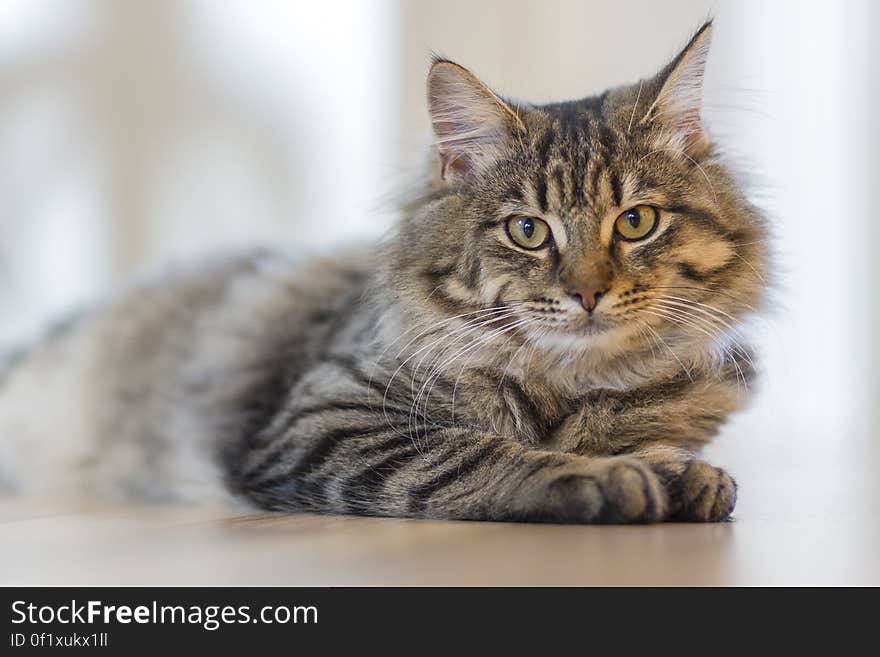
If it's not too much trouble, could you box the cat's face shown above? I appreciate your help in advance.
[389,22,767,370]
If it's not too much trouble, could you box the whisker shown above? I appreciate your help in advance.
[648,299,755,365]
[379,306,525,449]
[649,294,745,325]
[637,319,693,382]
[640,306,750,389]
[367,305,515,403]
[731,252,766,282]
[410,309,523,396]
[627,80,644,134]
[645,285,757,310]
[413,317,535,445]
[404,309,527,438]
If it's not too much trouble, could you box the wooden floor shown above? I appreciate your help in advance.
[2,438,879,586]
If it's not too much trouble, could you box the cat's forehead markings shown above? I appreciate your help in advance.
[598,209,616,248]
[542,214,568,250]
[621,173,641,202]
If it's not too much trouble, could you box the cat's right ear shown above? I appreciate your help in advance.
[640,21,713,157]
[427,59,525,182]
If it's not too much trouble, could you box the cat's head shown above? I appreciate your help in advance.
[387,22,768,381]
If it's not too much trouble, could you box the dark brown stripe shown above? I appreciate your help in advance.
[245,422,393,486]
[535,177,548,212]
[629,224,680,261]
[341,444,424,510]
[610,171,623,207]
[535,128,555,168]
[588,162,603,198]
[407,438,504,514]
[552,167,567,205]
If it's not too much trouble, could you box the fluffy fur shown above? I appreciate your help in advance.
[0,22,768,523]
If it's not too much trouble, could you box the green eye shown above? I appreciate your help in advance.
[506,216,551,250]
[615,205,658,241]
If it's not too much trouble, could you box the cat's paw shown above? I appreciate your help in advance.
[630,445,737,522]
[592,458,669,523]
[515,456,668,524]
[667,460,737,522]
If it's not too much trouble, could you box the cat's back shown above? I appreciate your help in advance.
[0,247,377,500]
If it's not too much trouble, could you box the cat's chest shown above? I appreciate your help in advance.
[448,371,578,444]
[447,369,648,455]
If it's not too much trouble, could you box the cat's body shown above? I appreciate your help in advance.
[0,250,372,505]
[0,22,768,522]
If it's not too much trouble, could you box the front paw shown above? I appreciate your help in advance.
[631,446,737,522]
[510,456,668,524]
[592,458,669,523]
[668,460,737,522]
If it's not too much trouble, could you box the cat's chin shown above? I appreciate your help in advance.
[578,321,607,337]
[566,314,614,337]
[524,322,629,357]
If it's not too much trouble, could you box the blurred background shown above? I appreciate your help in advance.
[0,0,877,479]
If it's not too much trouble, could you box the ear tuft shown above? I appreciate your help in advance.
[427,60,524,181]
[642,21,713,156]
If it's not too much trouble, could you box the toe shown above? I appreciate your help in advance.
[672,461,737,522]
[599,460,667,523]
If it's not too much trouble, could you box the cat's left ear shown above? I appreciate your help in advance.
[427,59,526,181]
[642,21,713,156]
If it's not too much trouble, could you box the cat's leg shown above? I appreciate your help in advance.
[547,436,736,522]
[544,434,736,522]
[549,425,736,522]
[544,377,743,522]
[239,426,671,524]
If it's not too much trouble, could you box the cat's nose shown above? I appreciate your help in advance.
[566,286,607,313]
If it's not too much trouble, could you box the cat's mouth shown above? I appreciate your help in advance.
[533,313,614,341]
[568,313,611,336]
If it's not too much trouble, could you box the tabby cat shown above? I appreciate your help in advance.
[0,21,767,523]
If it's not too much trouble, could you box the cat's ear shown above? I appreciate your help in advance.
[642,21,713,156]
[427,59,525,181]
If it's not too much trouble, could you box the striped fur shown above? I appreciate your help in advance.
[0,22,767,523]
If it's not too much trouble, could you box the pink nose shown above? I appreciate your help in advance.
[566,286,607,313]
